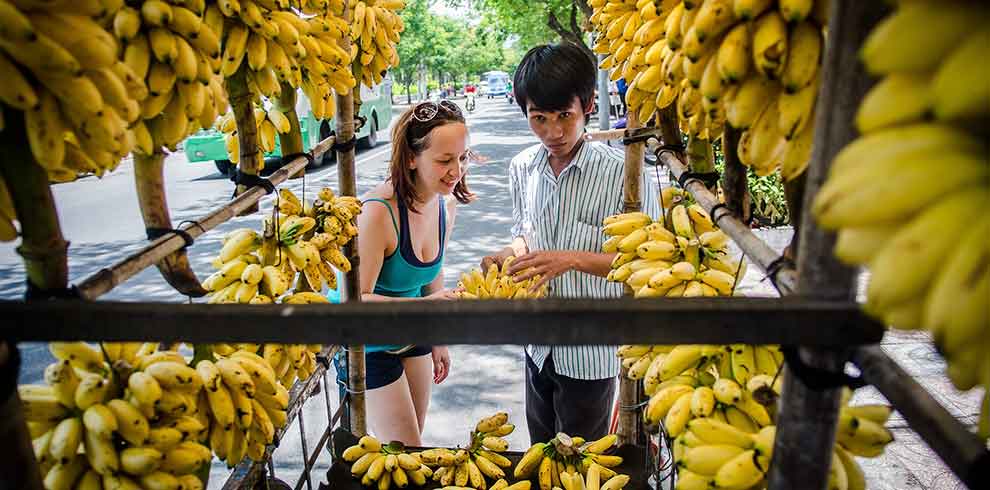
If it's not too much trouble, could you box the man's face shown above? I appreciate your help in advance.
[526,96,590,160]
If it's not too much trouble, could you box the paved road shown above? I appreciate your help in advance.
[2,96,976,490]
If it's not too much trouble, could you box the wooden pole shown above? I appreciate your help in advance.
[617,109,643,446]
[274,81,306,180]
[335,2,366,437]
[720,127,751,224]
[132,152,207,297]
[74,140,334,300]
[0,344,44,490]
[767,2,888,489]
[226,65,262,215]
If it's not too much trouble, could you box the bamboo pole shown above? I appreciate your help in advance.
[617,109,643,446]
[656,149,798,296]
[767,2,888,489]
[226,65,262,215]
[852,346,990,488]
[132,152,207,297]
[720,127,751,224]
[274,81,306,180]
[74,139,335,300]
[335,2,366,437]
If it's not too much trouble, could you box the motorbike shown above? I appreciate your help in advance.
[466,93,476,112]
[506,91,514,105]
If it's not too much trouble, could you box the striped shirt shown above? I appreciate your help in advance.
[509,141,662,380]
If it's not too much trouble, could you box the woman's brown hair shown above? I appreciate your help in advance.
[389,101,475,213]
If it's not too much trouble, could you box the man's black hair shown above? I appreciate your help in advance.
[513,42,596,116]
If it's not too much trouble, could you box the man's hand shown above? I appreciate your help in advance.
[506,251,576,291]
[480,254,505,271]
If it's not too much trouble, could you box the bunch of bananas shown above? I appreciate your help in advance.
[810,0,990,439]
[456,256,548,300]
[201,187,359,304]
[588,0,828,180]
[604,190,744,298]
[114,0,229,155]
[348,0,405,89]
[20,342,211,490]
[0,1,147,182]
[515,434,624,490]
[558,468,630,490]
[195,349,289,468]
[670,391,894,490]
[416,412,517,490]
[213,342,324,386]
[216,104,294,163]
[343,434,442,490]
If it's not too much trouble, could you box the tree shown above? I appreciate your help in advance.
[395,0,434,103]
[454,0,595,63]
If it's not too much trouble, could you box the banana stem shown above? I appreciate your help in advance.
[0,111,69,293]
[274,82,305,180]
[226,65,261,215]
[132,152,207,297]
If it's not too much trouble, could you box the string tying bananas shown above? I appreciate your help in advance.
[20,342,212,490]
[604,188,745,298]
[0,1,148,183]
[588,0,827,181]
[201,187,359,304]
[456,256,548,300]
[810,0,989,440]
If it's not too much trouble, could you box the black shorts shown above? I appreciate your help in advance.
[335,346,432,394]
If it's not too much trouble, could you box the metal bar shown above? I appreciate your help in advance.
[296,407,314,490]
[767,2,888,490]
[851,346,989,489]
[74,136,336,300]
[0,298,884,346]
[657,150,798,295]
[597,46,611,131]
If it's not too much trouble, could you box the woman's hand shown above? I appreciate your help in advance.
[432,346,451,384]
[426,288,459,300]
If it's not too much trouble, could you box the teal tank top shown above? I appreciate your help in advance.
[327,196,446,352]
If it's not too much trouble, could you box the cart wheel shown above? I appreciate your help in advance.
[359,115,378,149]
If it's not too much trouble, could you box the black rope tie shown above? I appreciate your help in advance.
[330,136,357,154]
[231,170,276,195]
[146,219,203,251]
[763,255,795,286]
[708,202,732,227]
[25,280,81,302]
[653,142,685,160]
[282,152,314,167]
[781,346,866,391]
[677,171,721,190]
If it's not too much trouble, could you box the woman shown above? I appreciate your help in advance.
[335,100,474,445]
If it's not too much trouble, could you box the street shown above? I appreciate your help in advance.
[1,96,978,490]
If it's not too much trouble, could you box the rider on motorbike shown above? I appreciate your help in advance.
[465,84,477,112]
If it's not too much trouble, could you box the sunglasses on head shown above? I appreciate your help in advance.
[412,100,462,122]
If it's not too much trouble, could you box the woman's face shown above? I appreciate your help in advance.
[411,122,469,196]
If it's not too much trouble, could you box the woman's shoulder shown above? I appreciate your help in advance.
[359,186,397,221]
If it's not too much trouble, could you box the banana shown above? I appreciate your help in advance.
[733,0,773,20]
[120,446,163,476]
[678,444,746,476]
[713,449,765,489]
[932,26,990,121]
[44,455,87,490]
[44,361,80,409]
[855,72,932,133]
[49,417,84,464]
[74,373,112,410]
[645,384,694,424]
[82,403,118,438]
[659,345,705,380]
[690,386,716,417]
[514,443,547,478]
[50,342,105,373]
[782,21,821,93]
[664,391,694,436]
[145,361,203,393]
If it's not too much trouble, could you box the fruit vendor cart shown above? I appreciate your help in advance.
[0,2,987,490]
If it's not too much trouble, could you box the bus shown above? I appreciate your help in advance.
[185,79,393,176]
[484,71,511,99]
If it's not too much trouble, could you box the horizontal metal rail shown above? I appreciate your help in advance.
[851,345,990,489]
[222,346,342,490]
[73,136,336,301]
[655,150,799,296]
[0,298,883,346]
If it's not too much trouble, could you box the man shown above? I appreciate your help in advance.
[482,43,661,444]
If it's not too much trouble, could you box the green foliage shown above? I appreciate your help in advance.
[712,142,790,227]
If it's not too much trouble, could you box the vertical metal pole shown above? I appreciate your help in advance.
[768,2,887,489]
[0,344,45,490]
[298,409,314,490]
[616,112,644,446]
[334,1,367,437]
[597,55,610,131]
